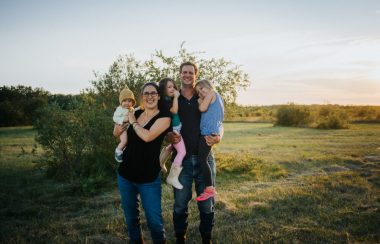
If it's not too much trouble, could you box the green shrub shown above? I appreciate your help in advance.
[316,107,349,129]
[275,104,313,127]
[34,102,116,184]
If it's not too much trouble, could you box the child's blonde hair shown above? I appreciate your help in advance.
[195,79,216,91]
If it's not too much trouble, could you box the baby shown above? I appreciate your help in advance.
[113,87,137,163]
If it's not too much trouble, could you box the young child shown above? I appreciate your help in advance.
[113,87,136,163]
[158,78,186,189]
[194,79,224,201]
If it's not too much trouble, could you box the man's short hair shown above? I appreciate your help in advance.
[180,61,199,76]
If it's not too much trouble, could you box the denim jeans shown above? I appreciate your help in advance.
[117,174,166,243]
[173,154,216,239]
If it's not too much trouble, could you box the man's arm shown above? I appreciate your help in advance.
[165,131,181,144]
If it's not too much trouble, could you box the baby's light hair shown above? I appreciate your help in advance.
[195,79,216,91]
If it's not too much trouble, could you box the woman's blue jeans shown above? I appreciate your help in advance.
[117,174,166,243]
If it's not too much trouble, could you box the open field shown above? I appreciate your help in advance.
[1,123,380,243]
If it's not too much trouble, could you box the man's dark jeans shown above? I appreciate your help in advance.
[173,154,216,241]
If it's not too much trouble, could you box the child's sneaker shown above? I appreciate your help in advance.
[115,149,123,163]
[196,188,216,202]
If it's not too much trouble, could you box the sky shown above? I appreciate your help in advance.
[1,0,380,105]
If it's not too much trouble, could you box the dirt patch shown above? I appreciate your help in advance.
[323,166,350,173]
[85,235,124,244]
[364,156,380,162]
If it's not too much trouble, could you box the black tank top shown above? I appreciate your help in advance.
[118,109,170,183]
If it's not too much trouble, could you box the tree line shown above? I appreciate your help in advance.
[2,85,379,128]
[0,85,83,126]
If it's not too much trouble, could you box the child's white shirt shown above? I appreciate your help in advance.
[113,106,129,125]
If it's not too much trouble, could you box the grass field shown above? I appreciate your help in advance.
[1,123,380,243]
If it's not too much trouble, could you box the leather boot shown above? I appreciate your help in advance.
[175,232,186,244]
[129,237,144,244]
[201,237,212,244]
[166,164,183,189]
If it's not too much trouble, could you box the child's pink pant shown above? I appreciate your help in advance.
[171,137,186,167]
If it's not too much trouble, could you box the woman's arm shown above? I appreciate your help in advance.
[129,111,171,142]
[132,117,171,142]
[198,91,215,112]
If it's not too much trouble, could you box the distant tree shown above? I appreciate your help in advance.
[48,94,84,110]
[316,105,350,129]
[275,103,313,127]
[89,43,251,110]
[0,85,50,126]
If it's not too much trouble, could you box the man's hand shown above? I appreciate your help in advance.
[204,134,221,146]
[113,123,128,137]
[166,131,181,144]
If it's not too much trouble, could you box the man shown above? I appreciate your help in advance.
[166,61,222,243]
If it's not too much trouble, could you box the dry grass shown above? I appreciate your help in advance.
[1,124,380,243]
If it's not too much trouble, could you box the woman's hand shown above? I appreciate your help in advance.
[113,123,128,137]
[128,110,137,124]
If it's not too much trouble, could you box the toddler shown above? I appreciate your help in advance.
[113,87,136,163]
[194,79,224,201]
[158,78,186,189]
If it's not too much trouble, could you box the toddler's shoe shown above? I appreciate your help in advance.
[115,150,123,163]
[196,188,216,202]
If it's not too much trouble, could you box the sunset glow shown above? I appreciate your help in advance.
[1,0,379,105]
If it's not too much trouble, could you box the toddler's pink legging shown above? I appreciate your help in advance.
[172,137,186,167]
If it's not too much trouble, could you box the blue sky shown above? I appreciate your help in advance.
[1,0,380,105]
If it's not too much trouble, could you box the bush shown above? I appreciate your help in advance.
[34,102,116,184]
[316,106,349,129]
[275,104,313,127]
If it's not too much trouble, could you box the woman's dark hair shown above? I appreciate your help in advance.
[141,81,159,95]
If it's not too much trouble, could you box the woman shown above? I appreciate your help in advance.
[114,82,171,244]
